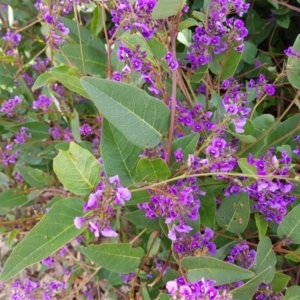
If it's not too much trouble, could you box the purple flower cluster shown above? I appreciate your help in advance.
[166,276,230,300]
[247,150,296,223]
[227,242,256,269]
[176,102,214,133]
[115,41,166,95]
[0,96,22,117]
[32,95,53,112]
[293,135,300,156]
[110,0,160,39]
[221,78,252,133]
[2,30,21,56]
[138,177,204,240]
[284,46,300,58]
[35,2,70,47]
[186,0,249,69]
[74,174,131,238]
[139,144,166,160]
[255,283,281,300]
[163,52,179,71]
[248,74,276,98]
[49,127,73,141]
[173,228,216,257]
[80,123,93,136]
[11,278,66,300]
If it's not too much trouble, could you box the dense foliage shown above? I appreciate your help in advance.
[0,0,300,299]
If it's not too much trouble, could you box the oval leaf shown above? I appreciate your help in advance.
[181,256,254,285]
[101,119,141,187]
[125,210,160,229]
[277,204,300,244]
[254,237,276,283]
[81,243,144,273]
[287,34,300,88]
[230,267,271,300]
[137,157,170,182]
[152,0,186,19]
[81,77,170,148]
[0,198,85,281]
[216,192,250,233]
[53,142,101,196]
[0,189,27,208]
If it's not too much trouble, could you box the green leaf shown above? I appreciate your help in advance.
[32,72,55,91]
[190,65,208,83]
[181,256,254,285]
[199,188,216,230]
[216,192,250,233]
[126,191,150,206]
[0,63,16,86]
[230,267,271,300]
[242,42,258,65]
[70,109,82,143]
[17,166,53,188]
[238,158,257,175]
[287,34,300,89]
[275,14,290,29]
[152,0,186,19]
[170,133,199,173]
[254,213,268,240]
[271,272,290,292]
[209,41,243,80]
[278,204,300,244]
[254,237,276,283]
[91,6,103,35]
[49,67,89,98]
[81,243,144,273]
[101,119,141,187]
[285,286,300,300]
[13,122,50,140]
[157,294,170,300]
[59,17,105,51]
[137,157,170,182]
[55,45,106,77]
[265,114,300,149]
[125,210,160,229]
[246,9,263,35]
[0,198,85,281]
[178,18,199,31]
[53,142,101,196]
[81,77,170,148]
[0,189,27,208]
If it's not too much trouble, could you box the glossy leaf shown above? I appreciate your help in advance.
[255,213,268,240]
[278,204,300,244]
[254,237,276,283]
[55,45,106,77]
[152,0,186,19]
[53,142,101,196]
[81,77,170,148]
[0,198,85,281]
[0,189,27,208]
[81,243,144,273]
[230,268,271,300]
[181,256,254,285]
[101,119,141,187]
[170,133,199,173]
[137,157,170,182]
[216,192,250,233]
[125,210,160,229]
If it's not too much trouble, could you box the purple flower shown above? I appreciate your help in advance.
[74,217,86,229]
[101,225,118,237]
[112,71,122,81]
[206,145,220,158]
[264,84,275,96]
[174,148,183,162]
[168,59,179,70]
